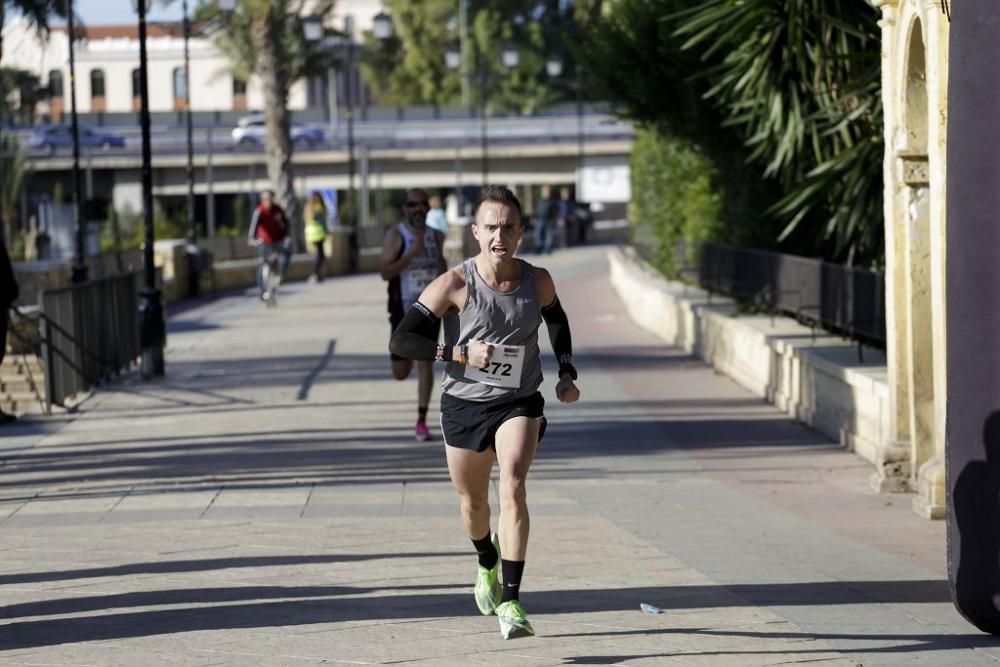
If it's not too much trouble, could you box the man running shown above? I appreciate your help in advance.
[390,185,581,639]
[380,188,447,441]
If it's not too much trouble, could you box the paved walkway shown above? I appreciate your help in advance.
[1,246,996,666]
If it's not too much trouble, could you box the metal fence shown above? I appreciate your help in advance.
[39,272,142,407]
[698,242,886,348]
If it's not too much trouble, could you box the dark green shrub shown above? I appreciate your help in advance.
[630,126,722,279]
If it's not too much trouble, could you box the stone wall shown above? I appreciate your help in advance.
[609,247,891,472]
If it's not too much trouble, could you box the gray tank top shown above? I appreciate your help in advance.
[442,258,543,402]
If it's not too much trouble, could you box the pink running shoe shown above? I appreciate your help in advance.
[415,421,431,442]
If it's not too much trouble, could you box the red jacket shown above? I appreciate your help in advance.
[248,204,289,244]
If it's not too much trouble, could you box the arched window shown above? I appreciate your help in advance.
[90,69,106,112]
[172,66,188,110]
[131,68,141,112]
[48,70,64,98]
[48,70,65,121]
[233,76,247,110]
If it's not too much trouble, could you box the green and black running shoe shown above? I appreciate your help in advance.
[474,533,502,615]
[496,599,535,639]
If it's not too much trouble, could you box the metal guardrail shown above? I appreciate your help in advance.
[698,242,886,350]
[38,272,142,407]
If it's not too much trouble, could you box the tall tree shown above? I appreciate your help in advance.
[0,1,63,77]
[0,132,24,247]
[579,0,783,250]
[361,0,583,114]
[197,0,336,235]
[582,0,883,266]
[672,0,883,265]
[1,67,46,123]
[0,1,64,245]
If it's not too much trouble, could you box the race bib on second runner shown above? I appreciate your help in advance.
[464,344,525,389]
[404,268,437,301]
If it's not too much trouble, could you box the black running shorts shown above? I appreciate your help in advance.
[440,391,547,453]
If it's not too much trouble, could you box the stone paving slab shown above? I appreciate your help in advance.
[0,246,996,665]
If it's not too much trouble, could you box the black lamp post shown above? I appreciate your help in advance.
[67,0,87,284]
[180,0,203,298]
[134,0,165,378]
[305,11,393,271]
[182,0,195,244]
[545,55,585,182]
[446,42,519,187]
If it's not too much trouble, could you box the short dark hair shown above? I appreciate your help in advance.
[473,185,522,218]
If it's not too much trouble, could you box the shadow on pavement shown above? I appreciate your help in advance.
[0,552,466,586]
[0,579,987,654]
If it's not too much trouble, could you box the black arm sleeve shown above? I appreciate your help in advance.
[541,297,577,380]
[389,301,450,361]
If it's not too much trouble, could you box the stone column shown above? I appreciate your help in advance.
[913,1,949,520]
[870,0,913,494]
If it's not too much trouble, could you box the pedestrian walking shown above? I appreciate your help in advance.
[390,185,581,638]
[426,194,449,236]
[304,192,328,282]
[379,189,448,441]
[533,185,556,254]
[556,187,576,249]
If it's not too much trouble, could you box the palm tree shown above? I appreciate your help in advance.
[0,133,24,247]
[0,1,63,245]
[0,1,63,75]
[672,0,883,265]
[199,0,336,239]
[582,0,883,266]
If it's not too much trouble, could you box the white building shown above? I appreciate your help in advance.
[0,0,385,120]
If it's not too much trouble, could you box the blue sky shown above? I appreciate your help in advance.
[65,0,184,25]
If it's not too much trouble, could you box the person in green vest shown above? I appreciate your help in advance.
[305,192,329,282]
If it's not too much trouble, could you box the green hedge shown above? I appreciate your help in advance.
[630,126,722,279]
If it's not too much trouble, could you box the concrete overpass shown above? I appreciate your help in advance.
[22,111,633,229]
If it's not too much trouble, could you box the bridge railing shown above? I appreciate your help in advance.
[698,242,886,349]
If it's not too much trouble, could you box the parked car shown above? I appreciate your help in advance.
[26,124,127,154]
[231,114,325,148]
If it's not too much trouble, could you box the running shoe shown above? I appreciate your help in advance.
[474,534,502,615]
[496,599,534,639]
[415,421,430,442]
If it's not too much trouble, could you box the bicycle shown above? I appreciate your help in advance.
[256,243,283,307]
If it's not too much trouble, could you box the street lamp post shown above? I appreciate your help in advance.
[305,12,393,271]
[182,0,195,244]
[134,0,165,378]
[446,42,519,187]
[67,0,87,284]
[181,0,203,298]
[546,55,586,186]
[344,16,356,236]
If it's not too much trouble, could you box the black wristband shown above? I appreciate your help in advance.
[558,362,578,381]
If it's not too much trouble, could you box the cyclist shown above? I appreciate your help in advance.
[248,189,293,301]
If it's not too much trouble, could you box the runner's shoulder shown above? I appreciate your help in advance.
[529,264,556,305]
[440,264,468,291]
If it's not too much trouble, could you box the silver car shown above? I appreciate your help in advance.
[231,114,325,148]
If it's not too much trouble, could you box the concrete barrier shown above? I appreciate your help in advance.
[608,246,890,467]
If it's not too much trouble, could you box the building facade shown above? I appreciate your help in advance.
[871,0,950,519]
[0,0,385,121]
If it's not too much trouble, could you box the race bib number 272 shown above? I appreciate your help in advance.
[464,344,525,389]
